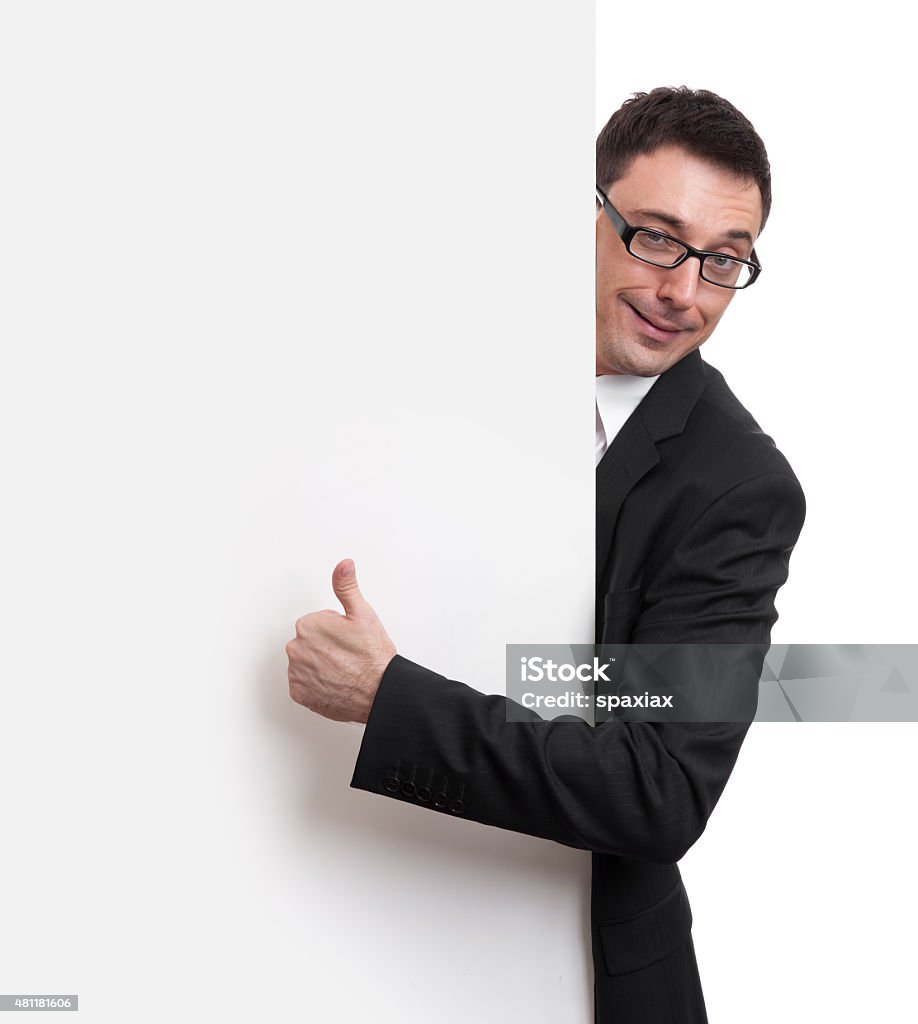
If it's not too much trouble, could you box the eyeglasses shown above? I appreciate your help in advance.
[595,186,762,290]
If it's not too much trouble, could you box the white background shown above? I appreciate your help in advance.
[0,2,914,1022]
[597,4,918,1022]
[0,3,595,1022]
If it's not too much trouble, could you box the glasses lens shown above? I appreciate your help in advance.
[701,255,756,289]
[629,229,687,267]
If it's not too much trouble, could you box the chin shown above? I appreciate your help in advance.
[601,343,673,377]
[601,328,704,376]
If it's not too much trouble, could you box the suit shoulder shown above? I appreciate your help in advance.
[687,360,802,489]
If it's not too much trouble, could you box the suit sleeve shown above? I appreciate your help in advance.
[350,471,806,864]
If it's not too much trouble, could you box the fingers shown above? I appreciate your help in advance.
[293,608,339,640]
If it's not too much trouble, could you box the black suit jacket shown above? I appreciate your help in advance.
[350,349,806,1023]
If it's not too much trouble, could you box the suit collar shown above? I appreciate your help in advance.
[636,347,707,443]
[596,349,708,595]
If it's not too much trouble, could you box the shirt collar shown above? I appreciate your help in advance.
[595,372,658,440]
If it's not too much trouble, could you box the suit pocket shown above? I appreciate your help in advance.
[599,880,693,977]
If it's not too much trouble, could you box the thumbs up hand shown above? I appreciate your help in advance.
[286,559,397,724]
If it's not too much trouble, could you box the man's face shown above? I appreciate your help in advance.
[596,144,763,377]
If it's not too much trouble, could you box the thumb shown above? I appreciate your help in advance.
[332,558,371,618]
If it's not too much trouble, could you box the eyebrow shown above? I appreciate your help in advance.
[630,207,755,248]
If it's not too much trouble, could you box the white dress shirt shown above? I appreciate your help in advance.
[595,373,659,466]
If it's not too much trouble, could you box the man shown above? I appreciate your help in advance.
[287,87,805,1023]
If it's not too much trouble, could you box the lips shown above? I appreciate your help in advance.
[626,302,684,334]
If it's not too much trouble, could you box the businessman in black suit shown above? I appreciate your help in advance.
[287,87,805,1023]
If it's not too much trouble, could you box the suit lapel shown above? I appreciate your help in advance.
[595,349,708,598]
[596,416,658,592]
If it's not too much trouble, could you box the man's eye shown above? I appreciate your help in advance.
[639,231,680,251]
[632,230,685,263]
[704,255,744,283]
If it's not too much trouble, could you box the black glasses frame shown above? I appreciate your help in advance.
[595,186,762,290]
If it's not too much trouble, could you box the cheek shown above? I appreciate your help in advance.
[698,295,733,330]
[595,246,617,291]
[597,247,647,298]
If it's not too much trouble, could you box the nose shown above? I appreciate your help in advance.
[656,256,700,310]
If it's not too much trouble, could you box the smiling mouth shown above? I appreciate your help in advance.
[626,302,684,334]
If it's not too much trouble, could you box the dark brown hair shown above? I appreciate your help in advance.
[597,87,772,231]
